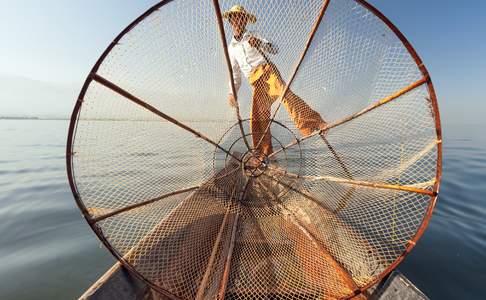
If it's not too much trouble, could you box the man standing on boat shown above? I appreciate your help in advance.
[224,5,327,158]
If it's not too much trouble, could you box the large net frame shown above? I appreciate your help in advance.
[67,0,442,299]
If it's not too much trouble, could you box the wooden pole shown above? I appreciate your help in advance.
[211,0,252,151]
[269,76,429,158]
[91,186,199,223]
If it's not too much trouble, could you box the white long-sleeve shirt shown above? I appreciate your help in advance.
[228,31,276,96]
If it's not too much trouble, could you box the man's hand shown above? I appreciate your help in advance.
[228,94,238,108]
[248,36,262,48]
[248,36,277,54]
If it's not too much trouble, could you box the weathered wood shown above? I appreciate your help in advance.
[79,262,149,300]
[81,264,427,300]
[369,271,428,300]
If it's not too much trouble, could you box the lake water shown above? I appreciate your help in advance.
[0,119,484,299]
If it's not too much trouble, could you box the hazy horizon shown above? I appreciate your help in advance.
[1,0,485,124]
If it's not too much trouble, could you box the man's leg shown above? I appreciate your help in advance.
[250,79,273,157]
[282,90,327,136]
[265,64,327,137]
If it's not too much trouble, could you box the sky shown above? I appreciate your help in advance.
[0,0,485,125]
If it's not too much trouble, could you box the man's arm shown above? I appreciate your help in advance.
[248,36,278,55]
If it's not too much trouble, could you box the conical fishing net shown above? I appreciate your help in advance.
[67,0,442,299]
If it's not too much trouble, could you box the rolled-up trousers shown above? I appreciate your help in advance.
[249,63,326,156]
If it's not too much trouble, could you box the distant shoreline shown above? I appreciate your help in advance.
[0,117,234,122]
[0,116,68,120]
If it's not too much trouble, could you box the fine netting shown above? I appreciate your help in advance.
[67,0,442,299]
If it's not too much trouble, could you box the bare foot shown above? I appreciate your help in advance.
[319,121,328,138]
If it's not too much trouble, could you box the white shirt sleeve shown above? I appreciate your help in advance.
[250,32,278,54]
[229,53,242,96]
[260,39,278,54]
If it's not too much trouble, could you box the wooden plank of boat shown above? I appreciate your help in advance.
[80,263,427,300]
[79,262,149,300]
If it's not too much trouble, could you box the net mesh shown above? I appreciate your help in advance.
[67,0,441,299]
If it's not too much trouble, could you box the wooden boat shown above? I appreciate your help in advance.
[77,165,429,300]
[79,262,428,299]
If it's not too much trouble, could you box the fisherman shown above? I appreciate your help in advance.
[224,5,327,159]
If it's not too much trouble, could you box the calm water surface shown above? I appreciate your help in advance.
[0,120,484,299]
